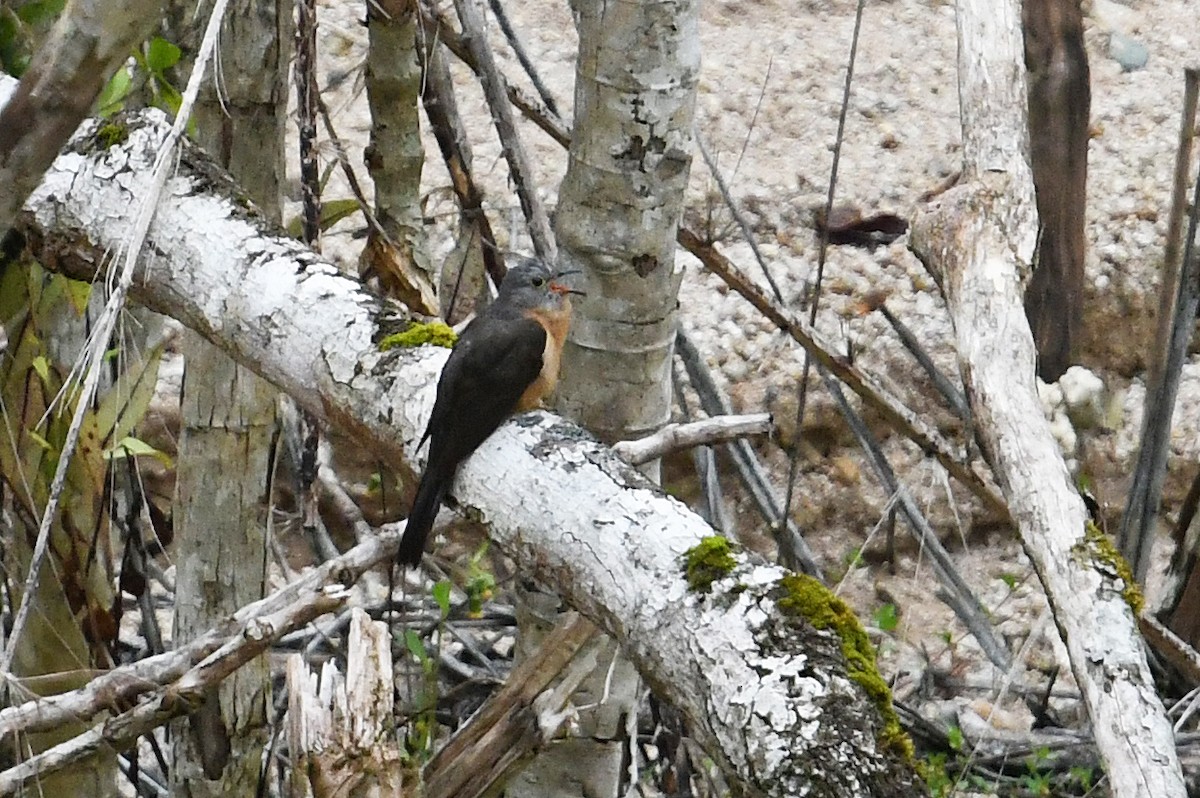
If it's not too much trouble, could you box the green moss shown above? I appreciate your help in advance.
[683,536,737,593]
[379,321,457,351]
[1075,521,1144,615]
[777,573,913,760]
[95,122,128,148]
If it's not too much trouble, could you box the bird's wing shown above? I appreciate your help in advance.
[421,314,547,470]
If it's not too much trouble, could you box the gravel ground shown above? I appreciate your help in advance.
[306,0,1200,750]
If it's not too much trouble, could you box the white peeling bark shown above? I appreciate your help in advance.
[286,609,405,795]
[14,102,923,797]
[909,2,1184,796]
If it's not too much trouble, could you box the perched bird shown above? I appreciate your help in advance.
[396,258,581,567]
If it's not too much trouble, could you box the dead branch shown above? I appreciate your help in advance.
[0,525,401,748]
[909,1,1185,794]
[611,413,772,466]
[448,0,555,260]
[0,581,349,794]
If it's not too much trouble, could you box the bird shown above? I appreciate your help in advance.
[396,257,582,567]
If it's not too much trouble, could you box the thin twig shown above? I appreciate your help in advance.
[877,303,971,421]
[1119,105,1200,582]
[295,0,321,245]
[675,331,823,577]
[486,0,559,117]
[783,0,868,546]
[672,361,731,533]
[694,134,783,302]
[680,227,1009,521]
[448,0,555,261]
[818,367,1012,671]
[417,24,505,287]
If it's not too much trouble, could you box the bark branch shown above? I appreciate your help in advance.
[0,0,166,237]
[13,97,923,797]
[909,2,1185,795]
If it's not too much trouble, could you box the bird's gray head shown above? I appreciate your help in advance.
[497,258,584,312]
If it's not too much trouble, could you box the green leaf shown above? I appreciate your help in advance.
[96,66,132,117]
[998,571,1018,590]
[30,355,50,385]
[318,198,362,231]
[432,581,452,618]
[15,0,66,27]
[65,278,92,315]
[872,603,898,632]
[947,725,964,751]
[144,36,181,73]
[153,78,183,119]
[0,8,31,77]
[26,430,52,452]
[403,629,428,663]
[104,436,172,466]
[94,341,163,445]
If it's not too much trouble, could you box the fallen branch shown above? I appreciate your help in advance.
[611,413,772,466]
[909,1,1185,794]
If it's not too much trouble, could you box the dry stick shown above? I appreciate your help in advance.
[675,331,823,577]
[315,92,392,251]
[877,303,971,421]
[1119,67,1200,582]
[295,0,320,245]
[0,526,402,748]
[782,0,868,542]
[448,0,555,262]
[679,227,1009,522]
[611,413,773,467]
[486,0,559,117]
[422,613,597,798]
[420,4,569,148]
[818,368,1012,670]
[694,134,783,302]
[1145,66,1199,399]
[671,361,732,533]
[417,30,505,287]
[0,586,348,796]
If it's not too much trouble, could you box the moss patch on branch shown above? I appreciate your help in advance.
[1074,521,1144,615]
[777,573,912,759]
[683,536,737,593]
[379,321,457,351]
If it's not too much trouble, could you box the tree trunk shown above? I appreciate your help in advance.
[909,1,1185,796]
[17,101,926,797]
[1021,0,1090,382]
[514,1,701,795]
[360,0,437,314]
[165,1,290,793]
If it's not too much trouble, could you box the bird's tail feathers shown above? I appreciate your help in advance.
[397,470,449,567]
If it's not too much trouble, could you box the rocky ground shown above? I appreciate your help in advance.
[304,0,1199,777]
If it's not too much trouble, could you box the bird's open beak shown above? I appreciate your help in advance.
[550,269,586,297]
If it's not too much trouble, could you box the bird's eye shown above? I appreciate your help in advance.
[531,276,546,287]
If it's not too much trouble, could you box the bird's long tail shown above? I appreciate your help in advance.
[397,467,450,567]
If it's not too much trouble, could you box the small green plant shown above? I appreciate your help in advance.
[464,545,496,618]
[917,752,952,798]
[946,725,963,752]
[97,36,184,118]
[872,603,899,632]
[1068,765,1095,792]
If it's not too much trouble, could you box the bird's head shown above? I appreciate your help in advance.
[499,258,586,312]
